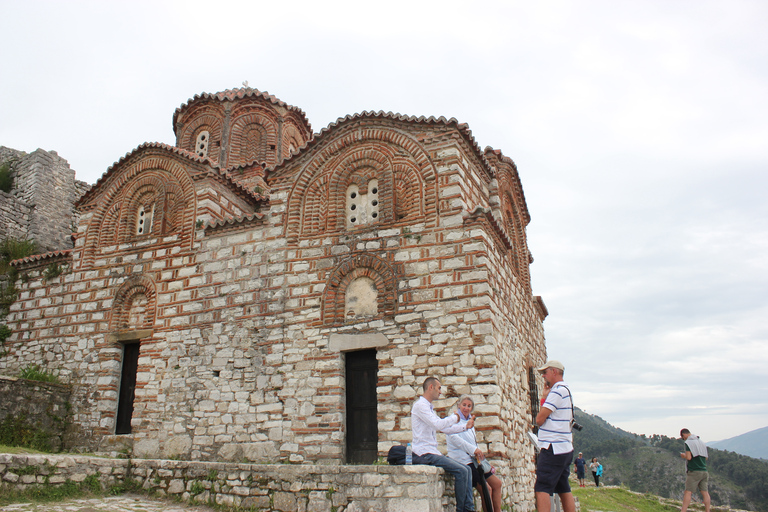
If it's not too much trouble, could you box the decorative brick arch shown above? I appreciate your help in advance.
[98,202,122,247]
[302,175,329,235]
[110,275,157,331]
[286,126,437,237]
[282,122,306,159]
[392,161,425,221]
[228,111,279,167]
[497,166,530,287]
[322,254,400,325]
[82,155,196,267]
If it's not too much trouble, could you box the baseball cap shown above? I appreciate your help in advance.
[536,360,565,372]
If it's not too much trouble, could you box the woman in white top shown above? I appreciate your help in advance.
[447,395,503,512]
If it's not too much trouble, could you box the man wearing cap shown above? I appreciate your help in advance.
[534,360,576,512]
[574,452,587,487]
[680,428,710,512]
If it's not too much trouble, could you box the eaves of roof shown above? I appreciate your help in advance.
[264,110,497,181]
[484,147,531,225]
[202,212,267,232]
[11,249,72,268]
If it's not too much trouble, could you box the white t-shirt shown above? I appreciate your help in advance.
[538,381,574,454]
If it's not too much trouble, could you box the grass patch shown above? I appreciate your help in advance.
[572,486,730,512]
[19,364,60,384]
[0,444,46,454]
[574,486,675,512]
[0,477,143,507]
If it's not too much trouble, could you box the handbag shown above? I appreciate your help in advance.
[387,445,406,465]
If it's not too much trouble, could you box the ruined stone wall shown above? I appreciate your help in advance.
[0,375,72,452]
[0,454,455,512]
[0,146,89,253]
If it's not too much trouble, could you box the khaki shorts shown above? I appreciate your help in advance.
[685,471,709,493]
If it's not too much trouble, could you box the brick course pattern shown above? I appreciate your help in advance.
[1,87,549,511]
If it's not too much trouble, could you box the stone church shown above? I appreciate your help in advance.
[2,88,548,504]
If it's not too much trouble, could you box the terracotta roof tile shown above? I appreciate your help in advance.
[266,111,495,180]
[203,212,267,231]
[173,87,312,135]
[11,249,72,267]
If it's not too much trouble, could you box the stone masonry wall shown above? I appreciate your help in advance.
[0,146,89,253]
[0,375,72,452]
[0,453,455,512]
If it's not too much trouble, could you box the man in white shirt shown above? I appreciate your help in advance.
[534,360,576,512]
[411,377,476,512]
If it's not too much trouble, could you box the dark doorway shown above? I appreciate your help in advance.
[345,349,378,464]
[116,342,140,434]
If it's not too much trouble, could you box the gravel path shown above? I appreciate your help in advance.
[0,494,219,512]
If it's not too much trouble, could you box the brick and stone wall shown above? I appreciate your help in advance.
[0,453,455,512]
[0,89,548,511]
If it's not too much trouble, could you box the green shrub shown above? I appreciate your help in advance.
[0,238,37,273]
[42,262,64,281]
[0,414,52,452]
[0,162,13,193]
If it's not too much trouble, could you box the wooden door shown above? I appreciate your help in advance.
[116,342,140,434]
[345,349,378,463]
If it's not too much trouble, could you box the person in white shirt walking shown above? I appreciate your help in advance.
[411,377,476,512]
[534,360,576,512]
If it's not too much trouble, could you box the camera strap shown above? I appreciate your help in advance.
[560,384,575,426]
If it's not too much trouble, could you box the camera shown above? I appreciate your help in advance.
[571,421,584,432]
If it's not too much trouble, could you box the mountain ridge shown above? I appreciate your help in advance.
[709,426,768,460]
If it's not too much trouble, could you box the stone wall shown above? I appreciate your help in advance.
[0,146,90,253]
[0,453,454,512]
[0,375,72,452]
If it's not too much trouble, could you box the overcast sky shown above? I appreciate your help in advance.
[2,0,766,443]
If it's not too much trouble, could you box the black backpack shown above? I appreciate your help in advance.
[387,445,406,465]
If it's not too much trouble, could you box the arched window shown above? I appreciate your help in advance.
[136,203,154,235]
[195,130,210,158]
[346,179,379,229]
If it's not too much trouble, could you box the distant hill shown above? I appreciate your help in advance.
[710,426,768,460]
[572,408,768,512]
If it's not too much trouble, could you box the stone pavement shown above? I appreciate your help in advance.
[0,493,219,512]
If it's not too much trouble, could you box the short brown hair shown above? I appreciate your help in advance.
[423,377,439,392]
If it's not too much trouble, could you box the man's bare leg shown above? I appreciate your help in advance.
[559,492,576,512]
[702,491,711,512]
[535,492,552,512]
[681,490,692,512]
